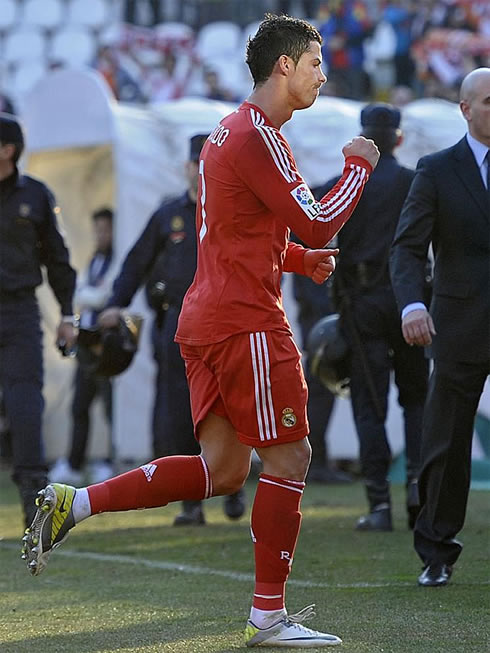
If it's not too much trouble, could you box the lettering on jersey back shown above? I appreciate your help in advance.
[210,124,230,147]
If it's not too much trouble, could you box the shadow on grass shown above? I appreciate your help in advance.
[4,618,247,652]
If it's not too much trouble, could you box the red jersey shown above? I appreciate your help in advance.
[176,101,372,346]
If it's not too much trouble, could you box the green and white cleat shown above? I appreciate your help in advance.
[245,605,342,647]
[21,483,76,576]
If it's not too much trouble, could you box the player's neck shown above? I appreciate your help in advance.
[248,84,293,129]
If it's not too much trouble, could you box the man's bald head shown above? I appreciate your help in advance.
[459,67,490,146]
[459,67,490,103]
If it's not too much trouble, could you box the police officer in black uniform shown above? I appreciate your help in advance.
[99,134,246,525]
[316,104,429,531]
[0,113,77,528]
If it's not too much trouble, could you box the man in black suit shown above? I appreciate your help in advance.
[390,67,490,586]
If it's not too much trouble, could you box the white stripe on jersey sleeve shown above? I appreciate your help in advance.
[250,108,298,184]
[316,165,367,223]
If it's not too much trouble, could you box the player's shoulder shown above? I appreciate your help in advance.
[205,103,260,159]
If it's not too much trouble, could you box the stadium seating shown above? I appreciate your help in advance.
[50,26,96,67]
[154,21,195,49]
[67,0,110,31]
[0,0,18,32]
[3,26,46,64]
[22,0,65,30]
[195,20,242,61]
[0,3,266,111]
[10,59,47,96]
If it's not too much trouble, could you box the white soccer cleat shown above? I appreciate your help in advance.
[245,605,342,647]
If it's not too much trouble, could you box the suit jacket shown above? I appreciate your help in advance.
[390,136,489,363]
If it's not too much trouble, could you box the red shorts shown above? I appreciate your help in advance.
[179,330,309,448]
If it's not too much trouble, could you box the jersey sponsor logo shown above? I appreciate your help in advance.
[290,184,321,220]
[281,407,297,428]
[140,463,157,482]
[210,124,230,147]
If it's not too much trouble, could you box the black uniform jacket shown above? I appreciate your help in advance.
[109,192,197,309]
[0,170,75,314]
[317,153,415,289]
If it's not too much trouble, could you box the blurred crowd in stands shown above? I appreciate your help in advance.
[1,0,489,115]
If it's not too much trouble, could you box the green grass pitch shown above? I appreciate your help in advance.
[1,467,489,652]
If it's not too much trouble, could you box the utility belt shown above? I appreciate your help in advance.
[147,281,185,312]
[338,263,390,291]
[147,280,186,329]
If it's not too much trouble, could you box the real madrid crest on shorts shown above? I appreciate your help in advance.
[281,407,297,428]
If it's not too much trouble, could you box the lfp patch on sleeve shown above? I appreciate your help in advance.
[290,183,321,220]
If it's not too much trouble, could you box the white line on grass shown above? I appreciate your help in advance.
[4,542,489,588]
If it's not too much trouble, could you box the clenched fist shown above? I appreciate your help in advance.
[304,248,339,284]
[342,136,380,170]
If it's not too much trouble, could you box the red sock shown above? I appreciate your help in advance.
[87,455,212,514]
[251,473,305,611]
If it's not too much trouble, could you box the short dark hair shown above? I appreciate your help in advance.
[0,113,24,164]
[361,127,399,155]
[246,13,322,87]
[92,207,113,222]
[360,103,401,154]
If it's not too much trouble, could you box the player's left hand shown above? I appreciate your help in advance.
[304,248,339,284]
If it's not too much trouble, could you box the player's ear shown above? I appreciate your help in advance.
[277,54,292,77]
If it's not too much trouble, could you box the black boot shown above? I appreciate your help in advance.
[15,471,48,529]
[223,488,246,520]
[173,500,205,526]
[356,505,393,531]
[356,480,393,531]
[406,478,420,530]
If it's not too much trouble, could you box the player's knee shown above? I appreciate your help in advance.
[211,465,249,496]
[259,438,312,481]
[285,442,311,479]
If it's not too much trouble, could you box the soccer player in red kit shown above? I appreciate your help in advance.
[22,14,379,648]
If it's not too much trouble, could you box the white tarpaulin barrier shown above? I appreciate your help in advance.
[22,68,489,470]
